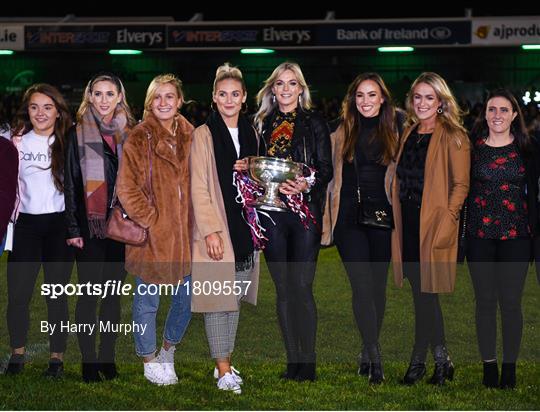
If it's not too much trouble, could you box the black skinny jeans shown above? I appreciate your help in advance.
[7,212,74,353]
[401,201,446,361]
[262,208,321,364]
[333,192,390,346]
[74,237,126,363]
[466,237,530,363]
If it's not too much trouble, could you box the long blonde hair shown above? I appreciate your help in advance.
[405,72,466,135]
[254,62,312,133]
[143,74,185,120]
[76,73,135,126]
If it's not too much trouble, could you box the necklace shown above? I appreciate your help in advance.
[416,132,431,145]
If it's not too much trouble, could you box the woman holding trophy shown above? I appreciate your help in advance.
[237,62,332,382]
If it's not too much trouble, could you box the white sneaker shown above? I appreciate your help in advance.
[213,365,243,385]
[155,346,178,384]
[143,361,176,386]
[217,372,242,394]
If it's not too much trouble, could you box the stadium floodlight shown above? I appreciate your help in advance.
[377,46,414,53]
[108,49,143,55]
[240,48,275,54]
[522,45,540,50]
[0,50,15,55]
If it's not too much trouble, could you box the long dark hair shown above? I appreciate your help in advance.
[12,83,72,192]
[340,72,398,165]
[471,88,530,154]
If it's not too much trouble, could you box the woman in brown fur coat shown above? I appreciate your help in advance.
[117,74,194,386]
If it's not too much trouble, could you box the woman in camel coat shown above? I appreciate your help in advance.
[385,72,470,386]
[190,63,260,395]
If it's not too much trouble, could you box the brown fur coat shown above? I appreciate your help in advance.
[117,113,194,284]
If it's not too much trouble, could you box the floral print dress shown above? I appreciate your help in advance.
[467,138,529,240]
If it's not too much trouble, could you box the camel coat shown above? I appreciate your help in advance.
[190,124,260,312]
[117,113,194,285]
[321,125,346,246]
[385,120,470,293]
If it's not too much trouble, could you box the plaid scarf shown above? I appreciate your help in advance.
[76,106,129,238]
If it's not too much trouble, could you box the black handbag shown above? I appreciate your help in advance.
[353,154,394,230]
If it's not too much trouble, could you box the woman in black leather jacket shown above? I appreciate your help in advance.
[246,62,332,381]
[64,72,136,383]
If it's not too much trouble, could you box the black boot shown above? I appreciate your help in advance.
[482,361,498,388]
[402,350,427,385]
[295,362,316,382]
[82,362,103,383]
[99,362,118,380]
[357,346,370,376]
[366,343,384,384]
[280,363,299,380]
[500,363,516,389]
[428,345,455,385]
[5,354,25,375]
[44,358,64,378]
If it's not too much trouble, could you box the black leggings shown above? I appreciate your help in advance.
[401,201,446,360]
[74,237,126,363]
[7,212,74,353]
[262,209,321,363]
[333,193,390,346]
[466,237,530,363]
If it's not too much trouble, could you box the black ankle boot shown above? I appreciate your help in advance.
[482,361,498,388]
[99,362,118,380]
[402,351,427,385]
[5,354,25,375]
[428,345,454,385]
[295,362,316,382]
[280,363,299,380]
[357,346,370,376]
[366,343,384,384]
[44,358,64,378]
[82,362,103,383]
[500,363,516,389]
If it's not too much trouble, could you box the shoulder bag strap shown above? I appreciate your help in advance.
[110,130,154,208]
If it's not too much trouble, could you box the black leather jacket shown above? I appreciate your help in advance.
[260,109,333,213]
[64,126,118,239]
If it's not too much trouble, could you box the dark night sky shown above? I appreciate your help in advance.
[1,4,539,21]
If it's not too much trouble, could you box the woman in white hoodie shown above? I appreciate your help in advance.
[5,83,74,378]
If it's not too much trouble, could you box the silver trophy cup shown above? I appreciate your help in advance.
[248,156,303,212]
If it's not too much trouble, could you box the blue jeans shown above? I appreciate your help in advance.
[132,275,192,357]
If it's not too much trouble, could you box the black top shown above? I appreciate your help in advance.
[397,129,432,204]
[341,115,387,200]
[467,139,529,240]
[261,109,333,213]
[267,110,296,160]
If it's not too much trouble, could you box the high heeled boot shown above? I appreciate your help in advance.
[428,345,454,385]
[357,346,370,376]
[402,349,427,385]
[366,343,384,384]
